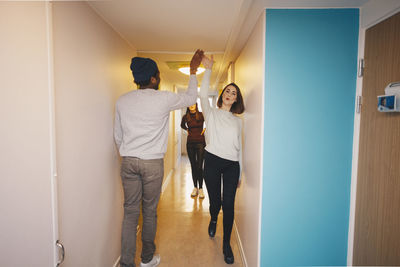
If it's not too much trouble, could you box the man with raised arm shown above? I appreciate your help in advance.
[114,49,204,267]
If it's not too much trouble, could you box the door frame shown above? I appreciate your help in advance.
[46,2,60,266]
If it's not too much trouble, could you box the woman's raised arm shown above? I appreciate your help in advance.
[200,55,214,117]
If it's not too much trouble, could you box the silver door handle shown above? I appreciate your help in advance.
[56,240,65,266]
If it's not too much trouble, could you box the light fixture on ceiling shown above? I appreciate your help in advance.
[178,67,205,75]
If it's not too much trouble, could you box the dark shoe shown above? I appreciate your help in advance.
[223,242,234,264]
[208,220,217,237]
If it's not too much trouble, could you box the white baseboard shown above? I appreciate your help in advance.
[233,221,248,267]
[112,256,120,267]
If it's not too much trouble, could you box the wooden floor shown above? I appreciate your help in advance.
[132,156,243,267]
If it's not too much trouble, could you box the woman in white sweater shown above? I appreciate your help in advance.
[200,55,244,264]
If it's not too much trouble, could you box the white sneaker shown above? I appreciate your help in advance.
[198,188,205,199]
[140,254,160,267]
[191,187,198,197]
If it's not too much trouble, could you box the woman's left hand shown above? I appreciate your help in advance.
[202,54,214,69]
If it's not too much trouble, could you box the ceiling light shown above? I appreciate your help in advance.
[178,67,205,75]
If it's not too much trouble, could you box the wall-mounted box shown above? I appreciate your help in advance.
[377,82,400,112]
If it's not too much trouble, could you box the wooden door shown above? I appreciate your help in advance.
[353,11,400,265]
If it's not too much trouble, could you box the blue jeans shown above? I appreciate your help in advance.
[119,157,164,267]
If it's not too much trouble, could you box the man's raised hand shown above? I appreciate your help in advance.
[190,49,204,74]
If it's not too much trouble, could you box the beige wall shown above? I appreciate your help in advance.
[234,11,265,267]
[52,2,135,266]
[159,81,177,180]
[0,2,56,266]
[0,2,179,265]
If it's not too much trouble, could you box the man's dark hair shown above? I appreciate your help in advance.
[134,71,159,87]
[130,57,159,87]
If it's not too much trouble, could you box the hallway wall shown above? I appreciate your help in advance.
[52,2,136,266]
[159,81,178,180]
[261,9,359,266]
[234,11,265,267]
[0,2,55,266]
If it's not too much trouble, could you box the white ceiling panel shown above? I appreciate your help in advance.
[88,0,371,89]
[89,0,243,51]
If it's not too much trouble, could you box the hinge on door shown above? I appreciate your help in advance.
[356,95,362,114]
[358,58,364,77]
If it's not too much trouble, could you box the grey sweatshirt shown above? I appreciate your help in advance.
[200,69,243,179]
[114,75,198,159]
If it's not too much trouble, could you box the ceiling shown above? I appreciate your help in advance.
[88,0,370,90]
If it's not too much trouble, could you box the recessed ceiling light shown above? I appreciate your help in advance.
[178,67,205,75]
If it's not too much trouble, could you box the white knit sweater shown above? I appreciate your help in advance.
[200,69,243,178]
[114,75,198,159]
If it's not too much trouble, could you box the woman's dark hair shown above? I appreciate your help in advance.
[186,103,202,122]
[217,83,245,114]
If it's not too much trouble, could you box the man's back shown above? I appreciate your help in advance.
[114,76,197,160]
[116,89,178,159]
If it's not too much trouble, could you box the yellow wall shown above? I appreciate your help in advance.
[159,81,177,180]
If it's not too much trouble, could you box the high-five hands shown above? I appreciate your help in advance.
[190,49,204,74]
[190,50,214,73]
[202,54,214,70]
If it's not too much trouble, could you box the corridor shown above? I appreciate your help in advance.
[132,156,243,267]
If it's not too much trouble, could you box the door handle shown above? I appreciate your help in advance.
[56,240,65,266]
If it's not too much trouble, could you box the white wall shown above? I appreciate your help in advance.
[361,0,400,28]
[234,11,265,267]
[0,2,56,266]
[52,2,136,266]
